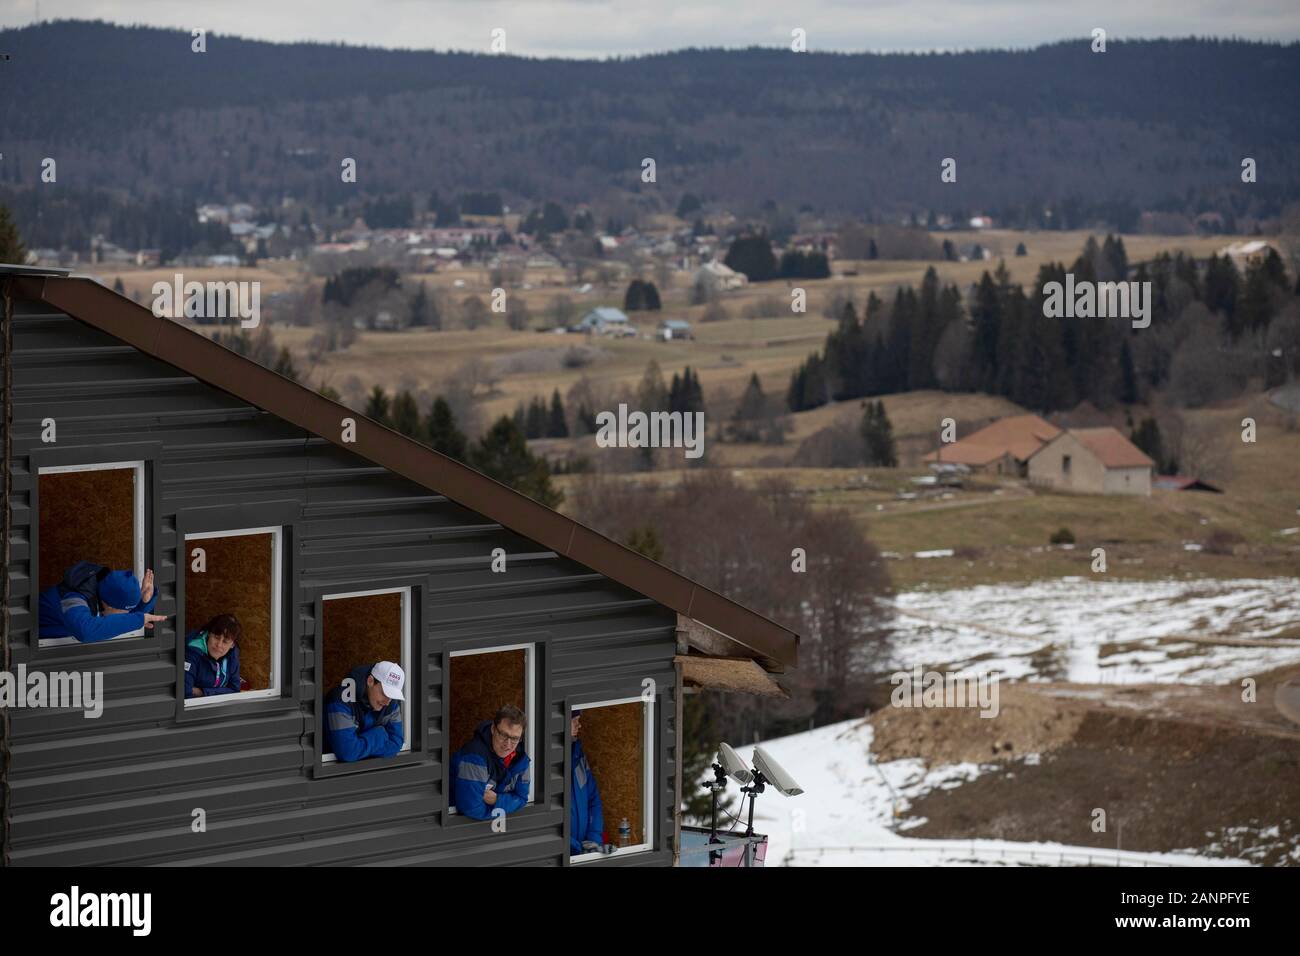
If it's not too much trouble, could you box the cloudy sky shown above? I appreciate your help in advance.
[2,1,1298,56]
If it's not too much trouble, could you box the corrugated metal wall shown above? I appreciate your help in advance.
[1,299,680,866]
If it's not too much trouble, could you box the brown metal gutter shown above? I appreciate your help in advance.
[13,275,799,667]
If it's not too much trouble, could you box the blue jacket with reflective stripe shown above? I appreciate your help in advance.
[570,738,604,853]
[451,719,530,820]
[37,561,157,643]
[323,664,404,762]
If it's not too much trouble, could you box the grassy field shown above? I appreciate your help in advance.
[96,229,1254,428]
[555,392,1300,592]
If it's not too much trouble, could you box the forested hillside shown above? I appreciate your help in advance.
[2,21,1297,218]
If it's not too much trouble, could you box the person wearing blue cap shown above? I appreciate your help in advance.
[37,560,166,643]
[570,709,605,854]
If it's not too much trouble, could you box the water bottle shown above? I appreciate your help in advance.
[618,817,631,847]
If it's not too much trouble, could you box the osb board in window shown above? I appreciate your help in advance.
[577,701,645,846]
[185,532,274,690]
[38,469,135,591]
[321,592,402,696]
[449,649,526,755]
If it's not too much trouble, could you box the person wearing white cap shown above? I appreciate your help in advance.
[323,660,406,762]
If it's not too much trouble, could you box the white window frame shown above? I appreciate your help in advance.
[569,695,655,863]
[320,586,413,762]
[37,461,146,648]
[182,526,283,708]
[448,642,536,811]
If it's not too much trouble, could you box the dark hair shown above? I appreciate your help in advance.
[203,614,242,645]
[494,703,526,729]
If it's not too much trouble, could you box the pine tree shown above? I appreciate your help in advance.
[637,359,669,412]
[547,389,569,438]
[390,390,424,440]
[1101,234,1128,280]
[525,396,548,439]
[1203,254,1239,329]
[825,301,865,399]
[909,268,941,390]
[1260,248,1288,292]
[409,282,429,327]
[426,396,468,461]
[1238,257,1281,335]
[624,279,646,311]
[469,416,563,508]
[970,272,1001,396]
[787,364,808,413]
[625,526,665,562]
[723,232,777,282]
[0,203,26,264]
[860,400,898,467]
[1130,416,1176,473]
[365,386,391,425]
[273,346,298,382]
[1119,339,1139,405]
[884,287,916,393]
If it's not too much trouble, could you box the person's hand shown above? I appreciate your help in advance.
[192,687,204,697]
[483,786,497,806]
[141,569,155,603]
[143,613,168,629]
[581,840,601,853]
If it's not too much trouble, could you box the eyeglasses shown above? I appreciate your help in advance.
[493,725,522,746]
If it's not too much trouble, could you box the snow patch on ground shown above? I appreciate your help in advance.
[886,578,1300,684]
[714,719,1243,867]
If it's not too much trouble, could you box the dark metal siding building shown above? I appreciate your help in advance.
[0,271,796,867]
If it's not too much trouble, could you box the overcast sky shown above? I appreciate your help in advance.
[3,1,1298,57]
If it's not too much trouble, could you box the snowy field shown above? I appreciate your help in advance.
[718,719,1250,867]
[885,577,1300,684]
[708,578,1300,866]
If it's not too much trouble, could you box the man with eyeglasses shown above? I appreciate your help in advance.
[450,704,530,820]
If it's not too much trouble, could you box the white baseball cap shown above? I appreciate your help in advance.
[370,661,406,701]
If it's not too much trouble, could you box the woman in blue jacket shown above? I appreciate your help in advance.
[184,614,242,698]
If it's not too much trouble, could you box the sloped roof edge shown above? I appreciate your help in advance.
[14,274,798,667]
[1026,427,1155,469]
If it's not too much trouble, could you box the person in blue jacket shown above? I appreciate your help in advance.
[450,704,530,820]
[323,661,406,762]
[184,614,243,698]
[570,709,604,854]
[38,561,166,643]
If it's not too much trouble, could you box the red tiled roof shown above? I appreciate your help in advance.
[1069,427,1156,468]
[923,414,1061,464]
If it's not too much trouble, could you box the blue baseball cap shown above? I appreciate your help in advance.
[99,570,142,610]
